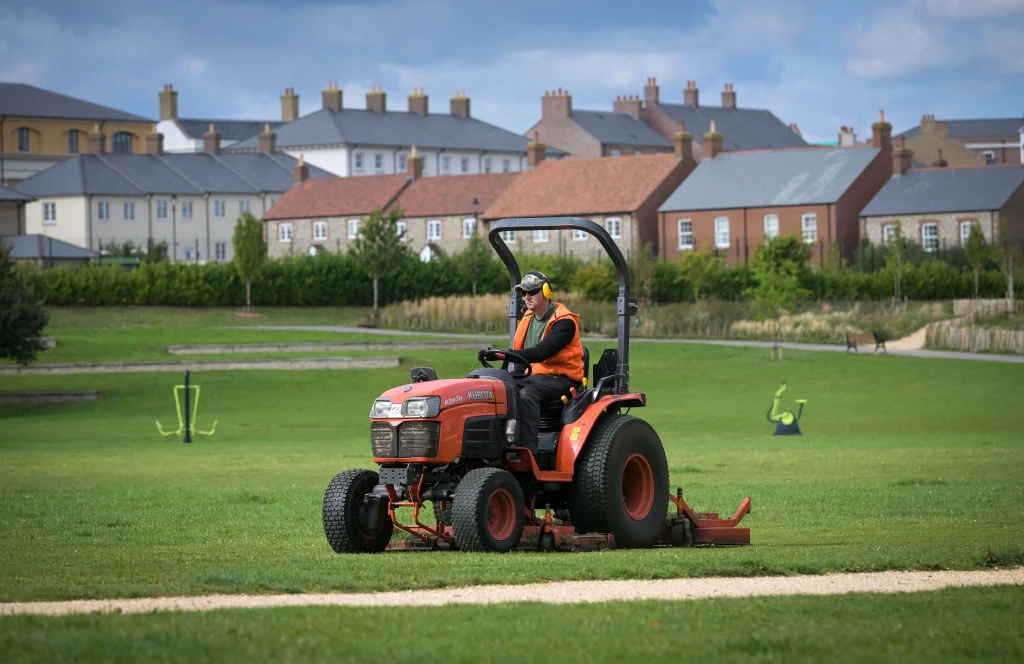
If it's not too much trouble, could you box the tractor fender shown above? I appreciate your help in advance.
[554,393,646,473]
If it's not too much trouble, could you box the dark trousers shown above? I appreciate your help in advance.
[516,374,574,452]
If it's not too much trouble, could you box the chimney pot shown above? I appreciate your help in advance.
[259,123,277,153]
[527,132,546,168]
[721,81,737,109]
[158,83,179,121]
[294,153,309,185]
[203,123,221,154]
[450,90,471,118]
[281,87,300,121]
[704,121,723,158]
[407,145,423,179]
[146,125,164,155]
[684,80,699,106]
[872,108,893,151]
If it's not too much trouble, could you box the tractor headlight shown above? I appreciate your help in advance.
[370,399,393,419]
[402,396,440,418]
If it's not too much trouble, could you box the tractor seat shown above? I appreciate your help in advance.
[536,347,589,431]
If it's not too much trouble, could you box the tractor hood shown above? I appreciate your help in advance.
[373,378,506,417]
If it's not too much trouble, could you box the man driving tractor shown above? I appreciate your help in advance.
[477,270,584,453]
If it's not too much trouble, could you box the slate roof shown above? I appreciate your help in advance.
[178,119,284,142]
[0,185,33,201]
[227,108,565,155]
[12,153,332,197]
[263,174,411,220]
[896,118,1024,139]
[659,147,880,212]
[569,110,672,148]
[860,165,1024,217]
[658,104,807,151]
[396,173,520,217]
[0,82,152,123]
[483,154,685,219]
[1,234,97,259]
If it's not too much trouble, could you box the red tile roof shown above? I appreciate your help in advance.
[396,172,520,217]
[483,154,684,219]
[263,174,410,220]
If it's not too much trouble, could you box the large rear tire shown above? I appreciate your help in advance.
[451,468,525,552]
[322,469,393,553]
[568,414,668,548]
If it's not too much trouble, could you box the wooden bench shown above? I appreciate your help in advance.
[845,331,886,353]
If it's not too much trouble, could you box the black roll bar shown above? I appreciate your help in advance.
[488,217,637,394]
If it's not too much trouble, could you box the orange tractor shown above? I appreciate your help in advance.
[322,217,750,552]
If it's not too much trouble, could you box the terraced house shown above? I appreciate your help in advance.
[154,84,286,153]
[896,115,1024,166]
[14,126,331,262]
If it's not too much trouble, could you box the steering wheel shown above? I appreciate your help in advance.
[479,348,533,378]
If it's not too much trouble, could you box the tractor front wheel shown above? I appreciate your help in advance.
[322,469,393,553]
[451,468,525,552]
[568,414,668,548]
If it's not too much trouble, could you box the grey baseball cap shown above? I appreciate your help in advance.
[514,271,548,293]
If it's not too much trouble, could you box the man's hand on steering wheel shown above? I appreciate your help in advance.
[477,347,532,377]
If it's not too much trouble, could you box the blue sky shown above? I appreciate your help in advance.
[2,0,1023,143]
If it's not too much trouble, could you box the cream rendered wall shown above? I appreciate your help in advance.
[25,197,89,249]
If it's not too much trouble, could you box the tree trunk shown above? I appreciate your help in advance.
[245,279,252,313]
[974,271,979,299]
[372,275,379,326]
[472,280,477,297]
[1007,254,1015,318]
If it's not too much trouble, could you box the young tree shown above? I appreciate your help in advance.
[884,221,906,310]
[232,212,267,313]
[964,224,989,299]
[0,246,49,366]
[629,242,657,305]
[460,233,495,296]
[677,249,721,302]
[349,206,412,325]
[746,237,811,360]
[998,217,1020,317]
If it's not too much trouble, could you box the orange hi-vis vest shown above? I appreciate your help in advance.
[512,302,584,383]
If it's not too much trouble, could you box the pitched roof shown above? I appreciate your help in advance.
[483,154,684,219]
[263,174,411,220]
[658,104,807,151]
[0,185,33,202]
[860,165,1024,217]
[0,82,152,123]
[659,147,880,212]
[396,173,519,217]
[896,118,1024,139]
[1,234,97,259]
[12,153,332,197]
[178,119,284,141]
[227,108,565,155]
[569,110,672,147]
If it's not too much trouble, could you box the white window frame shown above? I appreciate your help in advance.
[354,151,364,172]
[502,158,510,173]
[573,228,588,241]
[97,200,109,221]
[313,220,328,241]
[801,212,817,244]
[763,214,779,241]
[533,229,549,243]
[239,200,251,215]
[678,218,693,250]
[499,230,515,243]
[883,224,898,245]
[981,150,996,164]
[374,153,383,172]
[214,199,225,218]
[398,153,407,172]
[483,157,492,173]
[462,218,476,239]
[460,157,469,174]
[215,242,227,261]
[959,221,974,248]
[43,202,57,224]
[606,217,622,240]
[610,149,621,157]
[182,201,193,220]
[427,219,442,241]
[441,156,451,174]
[714,216,730,249]
[279,223,293,243]
[396,221,408,240]
[922,222,938,252]
[348,219,361,240]
[156,200,168,219]
[123,201,135,222]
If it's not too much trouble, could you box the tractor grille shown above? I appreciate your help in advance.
[398,421,440,457]
[370,422,396,457]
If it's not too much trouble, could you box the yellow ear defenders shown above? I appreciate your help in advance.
[525,270,552,298]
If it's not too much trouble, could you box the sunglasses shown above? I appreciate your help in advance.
[522,287,542,296]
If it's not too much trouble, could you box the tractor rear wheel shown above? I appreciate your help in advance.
[322,469,393,553]
[451,468,525,552]
[567,414,668,548]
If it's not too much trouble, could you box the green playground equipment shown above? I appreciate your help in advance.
[767,381,807,436]
[156,370,217,443]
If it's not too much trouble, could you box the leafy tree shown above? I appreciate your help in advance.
[460,233,495,296]
[756,233,811,272]
[884,221,907,309]
[232,212,267,313]
[628,243,657,305]
[964,224,989,299]
[677,248,722,302]
[0,245,49,366]
[349,206,413,325]
[999,217,1021,317]
[746,237,811,360]
[144,238,169,263]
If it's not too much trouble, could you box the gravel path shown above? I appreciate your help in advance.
[3,568,1020,616]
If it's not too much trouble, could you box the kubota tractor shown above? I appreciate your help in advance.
[322,217,750,553]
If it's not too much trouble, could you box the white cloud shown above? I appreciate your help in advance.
[922,0,1024,19]
[981,25,1024,72]
[179,57,208,76]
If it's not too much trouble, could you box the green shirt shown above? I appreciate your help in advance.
[524,303,556,349]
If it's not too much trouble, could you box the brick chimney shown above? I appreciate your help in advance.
[258,123,277,153]
[872,109,892,151]
[450,90,471,118]
[159,84,178,121]
[613,94,642,120]
[893,137,913,175]
[931,148,948,168]
[321,82,342,112]
[920,113,949,137]
[407,145,423,179]
[721,82,736,110]
[281,87,299,121]
[366,83,386,113]
[644,76,659,108]
[789,123,802,136]
[542,88,572,121]
[838,125,857,147]
[294,154,309,184]
[203,123,221,154]
[145,124,164,155]
[704,120,723,158]
[408,87,428,115]
[673,122,693,162]
[684,80,699,107]
[88,124,106,154]
[527,131,546,168]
